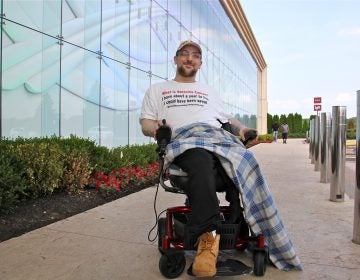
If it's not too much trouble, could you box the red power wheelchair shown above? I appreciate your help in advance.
[155,120,268,278]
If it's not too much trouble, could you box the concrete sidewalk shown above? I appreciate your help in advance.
[1,139,359,280]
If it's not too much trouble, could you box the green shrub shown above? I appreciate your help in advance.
[347,129,356,139]
[287,132,307,138]
[0,137,159,211]
[13,143,63,197]
[91,146,119,173]
[60,150,94,194]
[51,136,96,193]
[257,134,272,141]
[0,146,27,212]
[114,144,158,167]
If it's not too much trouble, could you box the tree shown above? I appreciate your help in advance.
[267,113,273,134]
[294,113,302,132]
[302,119,309,132]
[347,117,356,130]
[273,114,280,125]
[287,113,295,132]
[279,114,287,126]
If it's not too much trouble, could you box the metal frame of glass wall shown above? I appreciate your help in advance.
[0,0,258,148]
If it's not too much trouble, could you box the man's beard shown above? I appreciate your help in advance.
[177,65,197,78]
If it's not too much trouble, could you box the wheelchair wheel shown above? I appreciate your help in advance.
[158,217,167,252]
[159,251,186,279]
[253,250,267,276]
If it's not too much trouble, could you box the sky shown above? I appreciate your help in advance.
[240,0,360,118]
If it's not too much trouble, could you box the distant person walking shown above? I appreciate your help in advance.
[281,122,289,144]
[272,122,279,142]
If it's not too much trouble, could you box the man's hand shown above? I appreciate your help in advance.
[240,128,258,144]
[140,119,162,139]
[140,119,173,141]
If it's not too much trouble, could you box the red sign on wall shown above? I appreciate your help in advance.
[314,97,322,104]
[314,104,322,111]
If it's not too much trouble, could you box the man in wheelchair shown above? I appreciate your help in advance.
[140,40,302,277]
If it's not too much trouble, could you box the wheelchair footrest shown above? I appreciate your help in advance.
[187,259,253,276]
[173,214,243,250]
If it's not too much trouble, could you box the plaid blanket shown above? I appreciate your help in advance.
[164,122,303,271]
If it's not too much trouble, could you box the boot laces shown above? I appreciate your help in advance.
[196,235,215,254]
[199,239,214,250]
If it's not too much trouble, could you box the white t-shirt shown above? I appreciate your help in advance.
[140,80,231,132]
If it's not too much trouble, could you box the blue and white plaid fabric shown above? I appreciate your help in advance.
[164,122,303,271]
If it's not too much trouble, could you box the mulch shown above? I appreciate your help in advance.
[0,183,154,242]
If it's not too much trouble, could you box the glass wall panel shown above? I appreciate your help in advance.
[41,33,61,136]
[41,1,62,136]
[61,0,101,54]
[1,21,45,138]
[83,50,101,144]
[167,15,180,79]
[191,0,201,39]
[60,42,100,141]
[3,0,60,37]
[180,0,191,33]
[101,0,129,64]
[60,39,85,138]
[180,24,191,43]
[84,0,101,54]
[199,0,208,45]
[100,58,129,148]
[168,0,180,22]
[154,0,167,10]
[99,0,130,148]
[130,0,151,71]
[206,3,216,58]
[179,0,191,42]
[128,68,150,144]
[151,1,168,78]
[101,0,130,65]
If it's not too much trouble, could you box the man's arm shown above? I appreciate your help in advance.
[140,118,159,138]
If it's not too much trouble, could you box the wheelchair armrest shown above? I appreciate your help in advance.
[168,163,188,177]
[159,163,187,194]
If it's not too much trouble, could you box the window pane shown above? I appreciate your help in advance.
[101,0,130,65]
[128,68,150,144]
[41,33,61,136]
[130,0,151,71]
[3,0,61,37]
[180,0,191,32]
[167,15,180,78]
[61,0,101,54]
[100,57,130,147]
[168,0,180,21]
[151,1,168,78]
[2,22,46,138]
[60,43,100,140]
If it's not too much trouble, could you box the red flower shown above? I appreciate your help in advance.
[91,161,160,192]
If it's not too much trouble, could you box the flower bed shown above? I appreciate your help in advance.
[92,161,160,191]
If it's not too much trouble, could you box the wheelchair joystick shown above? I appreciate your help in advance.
[156,119,172,157]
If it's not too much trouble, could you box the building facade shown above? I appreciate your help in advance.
[0,0,267,147]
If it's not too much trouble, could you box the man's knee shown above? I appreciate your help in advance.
[179,148,214,175]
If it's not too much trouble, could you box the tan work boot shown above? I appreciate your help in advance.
[192,232,220,277]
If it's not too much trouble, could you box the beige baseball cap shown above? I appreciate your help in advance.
[176,40,202,55]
